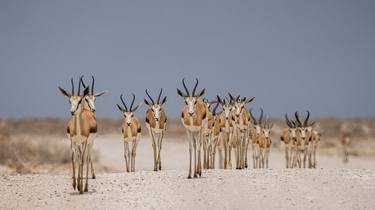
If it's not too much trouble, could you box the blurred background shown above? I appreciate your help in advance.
[0,0,374,174]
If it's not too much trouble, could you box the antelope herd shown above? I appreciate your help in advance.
[59,76,322,193]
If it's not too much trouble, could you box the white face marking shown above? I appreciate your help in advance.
[152,105,161,119]
[69,97,82,114]
[263,129,271,138]
[234,102,243,116]
[223,105,231,118]
[124,112,133,124]
[255,125,261,135]
[186,97,196,115]
[290,128,296,138]
[86,96,96,112]
[299,128,306,138]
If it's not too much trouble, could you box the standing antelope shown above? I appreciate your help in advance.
[79,75,106,179]
[309,128,321,168]
[58,78,93,194]
[249,108,264,168]
[217,96,234,169]
[258,117,273,168]
[202,98,215,169]
[341,133,351,163]
[280,113,297,168]
[177,78,206,178]
[206,102,222,169]
[229,94,254,169]
[116,94,141,172]
[144,88,167,171]
[293,111,312,168]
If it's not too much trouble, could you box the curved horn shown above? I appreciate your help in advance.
[304,110,310,127]
[78,75,83,96]
[80,75,87,89]
[157,88,163,104]
[120,94,128,111]
[249,109,257,125]
[145,89,155,104]
[130,93,135,111]
[182,78,190,96]
[212,102,219,116]
[91,75,95,94]
[70,78,75,96]
[259,108,264,125]
[228,93,234,102]
[192,78,198,96]
[295,111,302,127]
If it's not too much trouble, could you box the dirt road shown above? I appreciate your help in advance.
[1,134,375,209]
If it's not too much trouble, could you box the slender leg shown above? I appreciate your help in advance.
[88,143,96,179]
[223,133,228,169]
[150,130,157,171]
[193,133,197,178]
[187,130,193,179]
[157,131,164,171]
[84,142,89,192]
[203,135,207,170]
[197,131,203,177]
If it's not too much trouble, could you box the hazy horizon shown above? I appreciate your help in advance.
[0,0,374,118]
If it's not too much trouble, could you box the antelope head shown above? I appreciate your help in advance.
[210,101,222,118]
[217,96,233,120]
[177,78,205,116]
[262,117,273,139]
[116,94,141,126]
[229,93,255,117]
[58,77,90,115]
[285,113,297,140]
[250,108,264,136]
[80,75,106,112]
[144,88,167,122]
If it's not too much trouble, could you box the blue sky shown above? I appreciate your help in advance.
[0,0,374,118]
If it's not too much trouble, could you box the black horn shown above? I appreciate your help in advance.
[295,112,302,127]
[78,75,83,95]
[91,75,95,94]
[192,78,198,96]
[157,88,163,104]
[71,78,75,95]
[304,110,310,127]
[145,89,155,104]
[130,93,135,111]
[182,78,190,96]
[120,94,128,112]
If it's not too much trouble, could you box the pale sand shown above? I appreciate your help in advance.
[1,134,375,210]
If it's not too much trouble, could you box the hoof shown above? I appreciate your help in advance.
[84,188,88,192]
[187,176,192,179]
[92,175,96,179]
[194,174,198,178]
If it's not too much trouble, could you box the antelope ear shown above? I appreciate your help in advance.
[144,99,151,106]
[161,96,167,105]
[177,89,185,97]
[197,88,205,97]
[95,91,107,97]
[132,103,142,112]
[246,97,255,103]
[116,104,124,112]
[82,87,90,97]
[58,86,71,98]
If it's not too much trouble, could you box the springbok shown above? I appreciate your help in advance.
[144,88,167,171]
[258,117,273,168]
[249,108,264,168]
[202,98,216,169]
[293,111,312,168]
[341,133,351,163]
[217,96,234,169]
[79,75,106,179]
[229,94,255,169]
[280,113,297,168]
[58,78,93,194]
[206,102,222,169]
[177,78,206,178]
[309,129,321,168]
[116,94,141,172]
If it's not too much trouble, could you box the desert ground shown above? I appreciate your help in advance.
[0,118,375,209]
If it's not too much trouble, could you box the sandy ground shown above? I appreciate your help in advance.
[1,134,375,210]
